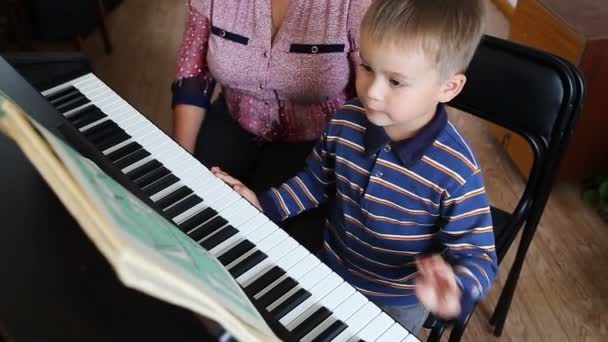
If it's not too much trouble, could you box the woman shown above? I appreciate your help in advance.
[172,0,370,250]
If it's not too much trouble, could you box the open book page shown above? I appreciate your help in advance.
[0,93,278,342]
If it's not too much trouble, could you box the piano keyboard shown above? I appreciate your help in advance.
[41,73,421,342]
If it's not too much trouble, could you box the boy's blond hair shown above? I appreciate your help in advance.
[361,0,486,78]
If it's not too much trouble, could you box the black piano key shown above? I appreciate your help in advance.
[311,320,348,342]
[156,186,193,210]
[56,96,90,113]
[82,120,118,139]
[270,288,312,319]
[230,250,267,279]
[164,194,203,219]
[113,148,151,170]
[291,307,332,341]
[142,174,179,197]
[93,131,131,151]
[188,216,227,241]
[178,207,216,233]
[218,240,255,266]
[244,266,285,297]
[134,166,171,189]
[106,142,142,162]
[257,277,298,309]
[88,123,125,144]
[46,86,78,102]
[52,89,83,107]
[68,105,107,129]
[126,159,162,181]
[199,226,238,250]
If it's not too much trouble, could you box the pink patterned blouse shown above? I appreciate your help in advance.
[172,0,370,142]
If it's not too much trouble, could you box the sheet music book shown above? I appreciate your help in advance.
[0,91,279,342]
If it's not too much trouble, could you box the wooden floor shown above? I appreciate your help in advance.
[73,1,607,341]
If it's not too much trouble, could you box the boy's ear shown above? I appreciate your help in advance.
[438,73,467,103]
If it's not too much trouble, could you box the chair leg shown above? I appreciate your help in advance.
[490,216,540,336]
[94,0,112,54]
[427,323,447,342]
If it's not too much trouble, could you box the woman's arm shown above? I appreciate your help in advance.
[171,0,214,153]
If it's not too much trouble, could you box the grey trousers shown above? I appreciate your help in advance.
[378,302,430,336]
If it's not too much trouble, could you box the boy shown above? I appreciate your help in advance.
[213,0,497,334]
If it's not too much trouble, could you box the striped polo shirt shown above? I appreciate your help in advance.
[258,98,498,307]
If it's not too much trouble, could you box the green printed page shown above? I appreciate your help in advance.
[33,121,272,336]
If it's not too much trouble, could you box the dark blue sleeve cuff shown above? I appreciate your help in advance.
[258,191,284,223]
[171,90,211,109]
[170,77,216,110]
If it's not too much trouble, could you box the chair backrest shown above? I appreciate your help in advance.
[448,35,584,261]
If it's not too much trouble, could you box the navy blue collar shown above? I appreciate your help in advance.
[364,104,448,167]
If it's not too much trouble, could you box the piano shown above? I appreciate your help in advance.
[0,55,420,342]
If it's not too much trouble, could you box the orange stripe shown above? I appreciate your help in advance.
[449,208,491,221]
[327,136,365,153]
[370,178,439,208]
[342,104,366,114]
[433,141,477,171]
[294,177,317,205]
[344,215,435,242]
[449,245,496,252]
[336,173,364,194]
[377,159,444,195]
[281,183,305,212]
[331,120,366,132]
[336,157,369,176]
[344,231,419,257]
[271,188,290,217]
[365,195,435,216]
[444,188,486,205]
[421,157,466,185]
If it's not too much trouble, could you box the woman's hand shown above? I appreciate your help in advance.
[415,255,462,319]
[211,167,261,209]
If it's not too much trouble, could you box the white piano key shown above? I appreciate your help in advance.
[348,312,394,342]
[278,265,332,326]
[375,323,410,342]
[290,281,355,341]
[332,302,382,342]
[247,221,279,244]
[217,199,259,228]
[238,245,308,286]
[255,229,289,253]
[284,272,342,330]
[330,292,368,325]
[402,333,421,342]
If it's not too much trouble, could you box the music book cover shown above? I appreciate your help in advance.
[0,91,279,342]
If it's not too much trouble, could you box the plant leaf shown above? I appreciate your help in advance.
[583,190,599,205]
[599,181,608,199]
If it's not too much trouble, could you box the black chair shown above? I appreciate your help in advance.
[424,35,585,341]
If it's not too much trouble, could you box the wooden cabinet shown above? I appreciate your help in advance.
[493,0,608,181]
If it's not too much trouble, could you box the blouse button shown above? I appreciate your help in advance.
[311,45,319,54]
[259,83,265,90]
[384,145,391,152]
[375,171,383,178]
[264,101,270,106]
[219,30,226,38]
[263,51,268,58]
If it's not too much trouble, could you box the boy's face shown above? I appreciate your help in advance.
[356,33,466,141]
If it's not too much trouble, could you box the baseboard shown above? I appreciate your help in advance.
[492,0,515,19]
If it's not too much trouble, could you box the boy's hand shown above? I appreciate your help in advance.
[211,167,261,210]
[415,255,461,319]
